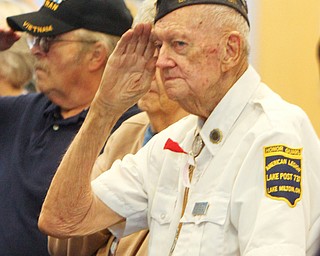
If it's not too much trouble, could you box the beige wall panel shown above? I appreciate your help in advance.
[253,0,320,135]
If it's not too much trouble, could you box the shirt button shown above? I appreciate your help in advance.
[53,124,59,131]
[160,213,166,220]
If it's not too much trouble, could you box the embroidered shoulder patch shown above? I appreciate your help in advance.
[264,144,302,207]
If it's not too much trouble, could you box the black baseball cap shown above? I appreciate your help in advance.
[155,0,249,26]
[7,0,133,37]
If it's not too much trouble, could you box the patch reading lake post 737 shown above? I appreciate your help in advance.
[264,145,302,207]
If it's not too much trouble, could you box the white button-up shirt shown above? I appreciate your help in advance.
[92,66,320,256]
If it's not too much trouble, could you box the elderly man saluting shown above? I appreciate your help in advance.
[39,0,320,255]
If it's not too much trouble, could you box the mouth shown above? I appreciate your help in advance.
[148,88,158,94]
[34,64,44,70]
[34,66,47,80]
[163,76,178,82]
[34,68,46,78]
[35,67,44,72]
[34,61,47,71]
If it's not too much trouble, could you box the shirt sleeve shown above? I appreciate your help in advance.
[231,129,314,255]
[91,146,151,238]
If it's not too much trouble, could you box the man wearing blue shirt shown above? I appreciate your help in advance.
[0,0,138,255]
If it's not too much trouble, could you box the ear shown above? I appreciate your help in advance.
[88,42,109,72]
[221,31,242,72]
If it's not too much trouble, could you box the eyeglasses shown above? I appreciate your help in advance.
[26,35,97,53]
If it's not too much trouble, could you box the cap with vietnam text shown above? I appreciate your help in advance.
[7,0,133,37]
[155,0,249,26]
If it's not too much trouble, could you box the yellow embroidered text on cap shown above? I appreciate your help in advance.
[23,21,53,33]
[44,0,66,11]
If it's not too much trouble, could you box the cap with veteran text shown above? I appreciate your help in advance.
[155,0,249,25]
[7,0,133,37]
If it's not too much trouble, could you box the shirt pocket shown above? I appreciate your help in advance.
[179,193,230,255]
[150,191,177,225]
[149,191,177,253]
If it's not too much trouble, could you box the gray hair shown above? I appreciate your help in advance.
[133,0,156,26]
[74,29,121,57]
[200,5,250,56]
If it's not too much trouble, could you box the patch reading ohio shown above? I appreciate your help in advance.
[264,145,302,207]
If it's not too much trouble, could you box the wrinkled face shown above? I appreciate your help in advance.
[29,31,91,106]
[138,68,181,114]
[154,5,224,115]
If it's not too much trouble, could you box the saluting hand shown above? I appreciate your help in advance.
[0,29,21,51]
[95,23,157,113]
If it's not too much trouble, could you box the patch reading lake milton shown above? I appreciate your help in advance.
[264,145,302,207]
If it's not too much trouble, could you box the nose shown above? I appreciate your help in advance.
[30,44,43,56]
[27,37,45,56]
[156,44,175,69]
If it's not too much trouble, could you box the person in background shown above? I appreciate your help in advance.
[47,1,188,255]
[39,0,320,255]
[0,0,138,255]
[0,49,34,95]
[0,0,36,94]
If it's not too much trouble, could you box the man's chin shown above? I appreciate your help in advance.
[36,83,45,93]
[36,84,51,97]
[165,90,179,101]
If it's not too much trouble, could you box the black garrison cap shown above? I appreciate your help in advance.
[155,0,249,25]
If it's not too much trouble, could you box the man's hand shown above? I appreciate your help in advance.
[0,29,21,51]
[95,23,157,112]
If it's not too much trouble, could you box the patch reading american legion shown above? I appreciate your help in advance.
[264,144,302,207]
